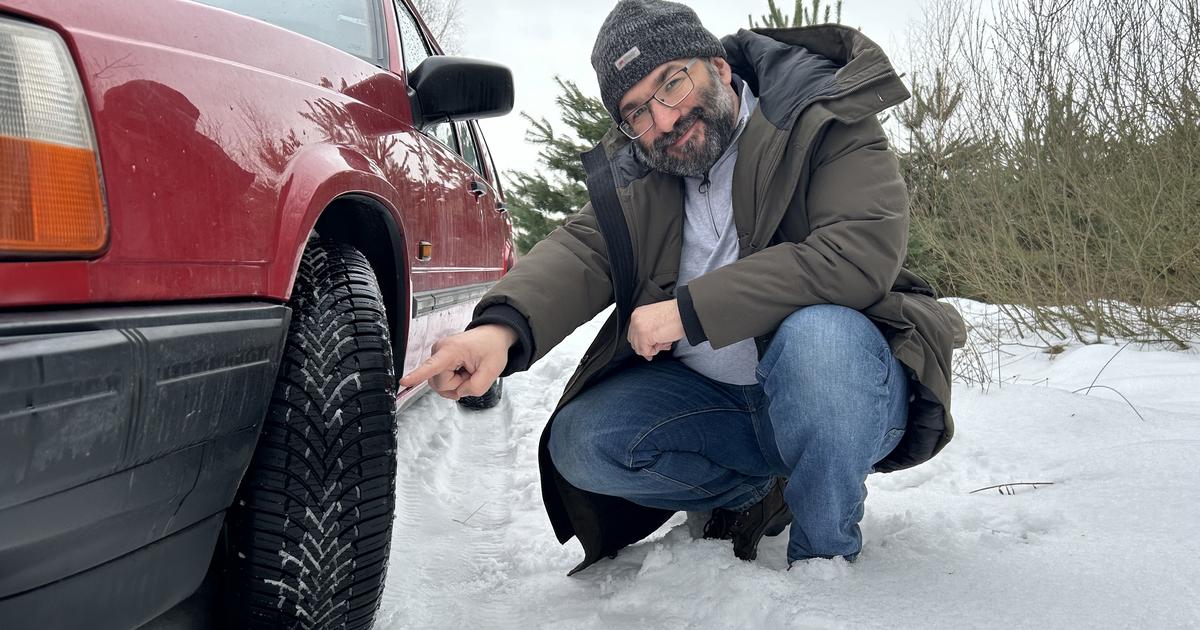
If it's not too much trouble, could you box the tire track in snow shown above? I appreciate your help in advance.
[377,391,529,629]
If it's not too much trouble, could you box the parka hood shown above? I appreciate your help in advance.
[729,24,910,126]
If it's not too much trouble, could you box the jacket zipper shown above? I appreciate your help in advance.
[698,172,720,237]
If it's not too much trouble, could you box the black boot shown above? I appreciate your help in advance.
[701,508,735,540]
[703,478,792,561]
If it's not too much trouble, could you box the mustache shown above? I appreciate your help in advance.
[652,107,706,151]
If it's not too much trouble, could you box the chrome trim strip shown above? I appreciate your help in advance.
[412,267,504,273]
[411,281,495,317]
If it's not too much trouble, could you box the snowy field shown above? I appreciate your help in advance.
[375,300,1200,630]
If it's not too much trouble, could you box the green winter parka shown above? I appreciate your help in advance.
[469,24,967,575]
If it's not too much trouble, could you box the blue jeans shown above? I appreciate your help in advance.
[548,305,909,562]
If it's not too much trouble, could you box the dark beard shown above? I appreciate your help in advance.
[632,78,738,178]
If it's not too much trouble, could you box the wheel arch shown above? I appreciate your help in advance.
[312,193,411,378]
[268,141,417,380]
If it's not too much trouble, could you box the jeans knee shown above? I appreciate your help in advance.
[763,305,887,381]
[548,405,615,491]
[778,305,876,347]
[548,410,583,481]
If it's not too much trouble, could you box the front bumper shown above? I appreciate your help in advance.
[0,302,290,629]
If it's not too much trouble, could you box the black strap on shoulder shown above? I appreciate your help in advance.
[568,146,676,576]
[580,145,636,322]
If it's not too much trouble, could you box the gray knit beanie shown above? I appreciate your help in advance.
[591,0,726,123]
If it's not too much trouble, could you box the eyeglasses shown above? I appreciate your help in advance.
[618,58,699,140]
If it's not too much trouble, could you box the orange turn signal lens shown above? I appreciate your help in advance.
[0,15,108,258]
[0,135,107,255]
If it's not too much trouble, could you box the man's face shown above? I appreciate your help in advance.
[616,57,739,178]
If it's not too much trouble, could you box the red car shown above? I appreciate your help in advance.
[0,1,514,628]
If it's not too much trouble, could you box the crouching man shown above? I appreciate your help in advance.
[401,0,965,573]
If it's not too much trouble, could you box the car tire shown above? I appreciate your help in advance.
[221,239,397,630]
[455,377,503,410]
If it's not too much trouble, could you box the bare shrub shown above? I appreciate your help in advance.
[898,0,1200,348]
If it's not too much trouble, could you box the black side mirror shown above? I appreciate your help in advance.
[409,56,514,127]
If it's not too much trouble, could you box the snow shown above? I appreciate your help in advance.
[378,300,1200,629]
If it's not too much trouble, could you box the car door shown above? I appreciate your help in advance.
[466,120,512,277]
[420,120,487,281]
[392,0,491,374]
[454,120,506,281]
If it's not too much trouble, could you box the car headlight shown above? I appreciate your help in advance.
[0,15,107,258]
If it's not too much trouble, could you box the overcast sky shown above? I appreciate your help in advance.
[458,0,927,178]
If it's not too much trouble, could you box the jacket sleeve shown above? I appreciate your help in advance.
[680,116,908,349]
[469,202,614,374]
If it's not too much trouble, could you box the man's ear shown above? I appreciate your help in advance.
[710,57,733,84]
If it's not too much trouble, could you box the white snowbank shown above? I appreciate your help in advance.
[378,301,1200,629]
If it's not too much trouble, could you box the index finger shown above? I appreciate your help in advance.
[399,349,461,388]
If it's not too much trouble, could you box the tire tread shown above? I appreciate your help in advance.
[223,240,397,630]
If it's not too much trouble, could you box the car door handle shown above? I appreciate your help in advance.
[468,179,487,197]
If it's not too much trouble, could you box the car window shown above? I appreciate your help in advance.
[195,0,383,63]
[455,121,484,175]
[426,121,457,152]
[475,123,502,192]
[394,0,431,73]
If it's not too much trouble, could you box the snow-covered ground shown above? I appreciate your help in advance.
[375,300,1200,629]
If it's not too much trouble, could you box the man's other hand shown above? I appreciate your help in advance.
[628,299,685,360]
[398,324,517,400]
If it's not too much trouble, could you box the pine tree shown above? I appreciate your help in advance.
[896,69,990,297]
[506,77,609,253]
[749,0,843,28]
